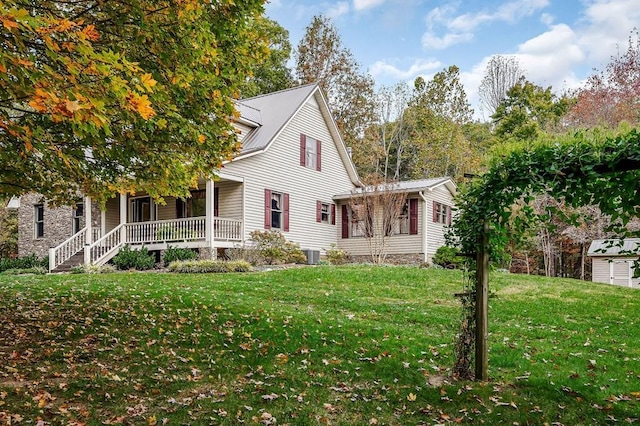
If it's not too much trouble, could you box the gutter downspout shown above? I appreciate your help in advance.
[419,191,429,263]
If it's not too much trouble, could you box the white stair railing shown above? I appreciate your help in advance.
[49,227,89,271]
[89,224,125,266]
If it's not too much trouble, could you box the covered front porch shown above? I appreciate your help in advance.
[49,174,245,271]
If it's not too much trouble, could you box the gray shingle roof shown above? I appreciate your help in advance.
[333,177,456,200]
[587,239,640,256]
[237,84,318,155]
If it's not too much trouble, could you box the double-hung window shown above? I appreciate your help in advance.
[271,192,282,229]
[73,202,84,234]
[300,134,321,171]
[316,201,336,224]
[388,199,418,236]
[397,202,410,234]
[34,204,44,238]
[264,189,289,231]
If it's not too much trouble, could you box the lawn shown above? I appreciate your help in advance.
[0,266,639,425]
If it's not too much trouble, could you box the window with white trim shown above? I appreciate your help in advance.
[271,192,283,230]
[350,204,368,237]
[321,203,329,223]
[73,202,84,234]
[300,134,321,171]
[396,201,410,235]
[433,201,451,225]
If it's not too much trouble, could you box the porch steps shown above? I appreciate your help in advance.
[51,252,85,272]
[52,245,118,272]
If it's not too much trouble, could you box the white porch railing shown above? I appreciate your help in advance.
[52,216,243,269]
[213,217,243,241]
[125,217,207,244]
[49,227,102,271]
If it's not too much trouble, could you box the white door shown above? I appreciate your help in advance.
[609,260,640,288]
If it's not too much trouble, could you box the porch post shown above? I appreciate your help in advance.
[120,193,127,244]
[206,179,216,258]
[84,196,92,244]
[419,192,429,263]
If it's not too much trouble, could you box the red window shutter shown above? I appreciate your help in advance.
[264,189,271,229]
[316,200,322,223]
[316,139,322,171]
[300,134,306,167]
[283,193,290,232]
[331,204,336,225]
[409,199,418,235]
[447,205,452,225]
[432,200,438,223]
[341,205,349,239]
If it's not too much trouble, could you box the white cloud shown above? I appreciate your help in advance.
[353,0,386,11]
[514,24,585,91]
[422,0,550,50]
[370,58,442,81]
[327,1,350,18]
[578,0,640,65]
[422,31,473,50]
[540,13,554,26]
[493,0,549,24]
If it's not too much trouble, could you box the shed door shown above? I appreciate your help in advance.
[609,260,640,288]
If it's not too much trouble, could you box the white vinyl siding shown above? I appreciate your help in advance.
[337,202,423,256]
[233,122,254,143]
[157,196,177,220]
[592,257,640,288]
[336,183,455,262]
[216,180,243,220]
[591,258,611,284]
[222,94,354,253]
[425,186,455,260]
[105,197,120,232]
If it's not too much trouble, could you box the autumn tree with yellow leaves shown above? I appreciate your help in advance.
[0,0,269,205]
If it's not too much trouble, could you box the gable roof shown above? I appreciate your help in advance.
[230,84,361,186]
[587,239,640,257]
[332,177,457,200]
[5,196,19,209]
[236,84,317,155]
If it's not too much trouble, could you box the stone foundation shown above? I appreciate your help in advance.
[17,193,101,259]
[348,253,427,265]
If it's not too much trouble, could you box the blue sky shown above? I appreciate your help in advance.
[266,0,640,119]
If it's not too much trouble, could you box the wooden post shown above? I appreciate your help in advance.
[205,179,216,258]
[475,220,489,381]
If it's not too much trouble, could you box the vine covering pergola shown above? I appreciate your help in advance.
[451,129,640,380]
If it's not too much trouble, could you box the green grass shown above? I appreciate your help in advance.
[0,266,638,425]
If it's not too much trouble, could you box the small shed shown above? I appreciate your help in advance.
[587,239,640,288]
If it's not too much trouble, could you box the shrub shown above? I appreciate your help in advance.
[0,267,47,275]
[167,259,252,273]
[432,246,464,269]
[0,254,48,272]
[325,244,349,265]
[224,245,263,266]
[70,264,117,274]
[112,245,156,270]
[249,230,307,265]
[162,246,198,267]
